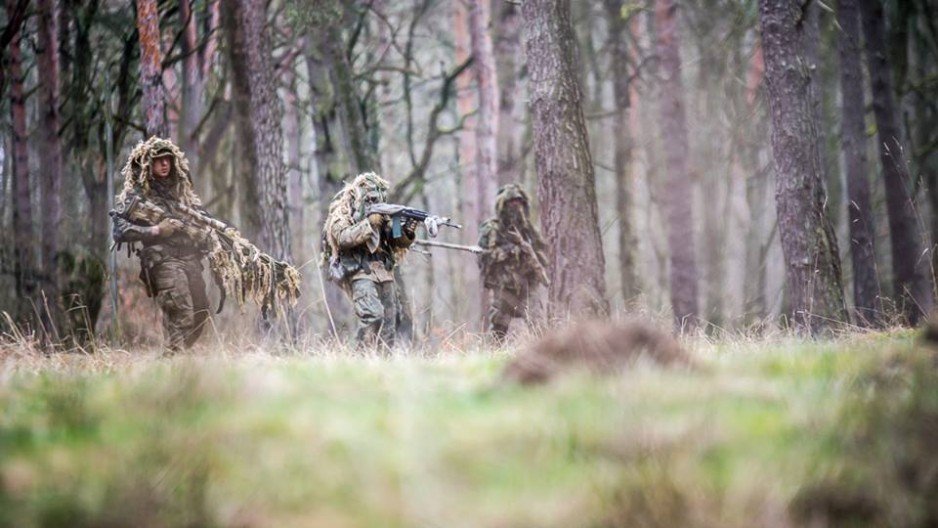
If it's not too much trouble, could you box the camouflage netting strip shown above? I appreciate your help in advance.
[205,228,301,317]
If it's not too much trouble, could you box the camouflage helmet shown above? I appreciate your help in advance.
[495,183,531,216]
[117,136,200,206]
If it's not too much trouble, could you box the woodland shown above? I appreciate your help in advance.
[2,2,938,526]
[1,0,936,345]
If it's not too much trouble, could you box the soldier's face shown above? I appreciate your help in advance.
[151,156,173,179]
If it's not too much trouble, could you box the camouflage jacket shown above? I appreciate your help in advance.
[327,212,414,283]
[477,218,548,291]
[110,191,211,258]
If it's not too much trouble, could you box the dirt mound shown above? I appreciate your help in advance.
[502,319,693,384]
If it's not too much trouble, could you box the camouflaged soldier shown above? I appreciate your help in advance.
[322,172,417,347]
[110,137,212,351]
[478,184,549,342]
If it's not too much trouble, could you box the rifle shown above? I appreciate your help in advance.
[414,239,484,254]
[365,203,461,238]
[120,195,301,317]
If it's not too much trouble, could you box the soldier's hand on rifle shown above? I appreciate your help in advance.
[403,218,419,237]
[154,218,184,237]
[368,213,386,229]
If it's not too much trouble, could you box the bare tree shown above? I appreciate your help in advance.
[180,0,204,176]
[37,0,64,303]
[837,0,881,325]
[223,0,292,261]
[7,1,36,319]
[135,0,166,137]
[605,0,639,304]
[654,0,698,327]
[467,0,498,218]
[859,0,933,324]
[759,0,847,333]
[493,1,521,186]
[521,0,608,317]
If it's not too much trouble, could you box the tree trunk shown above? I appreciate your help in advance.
[7,9,37,321]
[605,0,639,304]
[521,0,608,318]
[653,0,699,328]
[837,0,881,326]
[759,0,847,333]
[37,0,64,321]
[135,0,166,138]
[468,0,498,219]
[494,1,521,186]
[223,0,292,262]
[180,0,203,177]
[305,33,353,335]
[859,0,933,324]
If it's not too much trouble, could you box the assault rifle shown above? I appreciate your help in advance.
[365,203,461,238]
[116,195,301,316]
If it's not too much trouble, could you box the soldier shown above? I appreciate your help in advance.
[478,184,549,342]
[110,137,212,352]
[322,172,417,347]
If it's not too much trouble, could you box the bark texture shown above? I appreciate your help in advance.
[837,0,881,325]
[521,0,608,317]
[135,0,166,137]
[759,0,848,333]
[37,0,63,296]
[180,0,203,178]
[653,0,699,327]
[859,0,933,324]
[494,1,521,186]
[468,0,498,218]
[7,8,36,317]
[605,0,639,303]
[223,0,292,262]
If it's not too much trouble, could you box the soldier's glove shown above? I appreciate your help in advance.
[154,218,184,237]
[368,213,386,229]
[403,218,419,237]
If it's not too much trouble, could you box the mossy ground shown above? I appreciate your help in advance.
[1,330,935,527]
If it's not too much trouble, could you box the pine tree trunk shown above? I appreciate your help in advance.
[653,0,699,328]
[223,0,292,262]
[521,0,608,318]
[468,0,498,218]
[135,0,166,138]
[759,0,847,333]
[837,0,882,325]
[305,35,353,335]
[37,0,64,318]
[859,0,933,324]
[180,0,203,177]
[605,0,639,304]
[7,10,37,320]
[494,1,521,186]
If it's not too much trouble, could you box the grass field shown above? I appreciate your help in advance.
[1,329,936,527]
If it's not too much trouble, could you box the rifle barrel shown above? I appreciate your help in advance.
[414,239,483,254]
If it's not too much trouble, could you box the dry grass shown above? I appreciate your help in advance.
[1,321,936,528]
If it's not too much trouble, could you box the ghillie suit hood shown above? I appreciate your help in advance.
[322,172,410,263]
[117,136,202,206]
[494,183,543,243]
[115,137,300,317]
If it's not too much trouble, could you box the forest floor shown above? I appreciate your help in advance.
[1,329,936,528]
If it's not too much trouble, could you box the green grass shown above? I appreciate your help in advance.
[1,330,936,527]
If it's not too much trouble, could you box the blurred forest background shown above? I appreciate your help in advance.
[2,0,938,347]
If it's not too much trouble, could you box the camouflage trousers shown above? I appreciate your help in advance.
[143,255,210,351]
[350,278,398,348]
[487,285,530,342]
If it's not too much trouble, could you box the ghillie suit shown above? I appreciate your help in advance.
[110,137,300,350]
[501,320,694,385]
[478,183,549,342]
[322,172,416,347]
